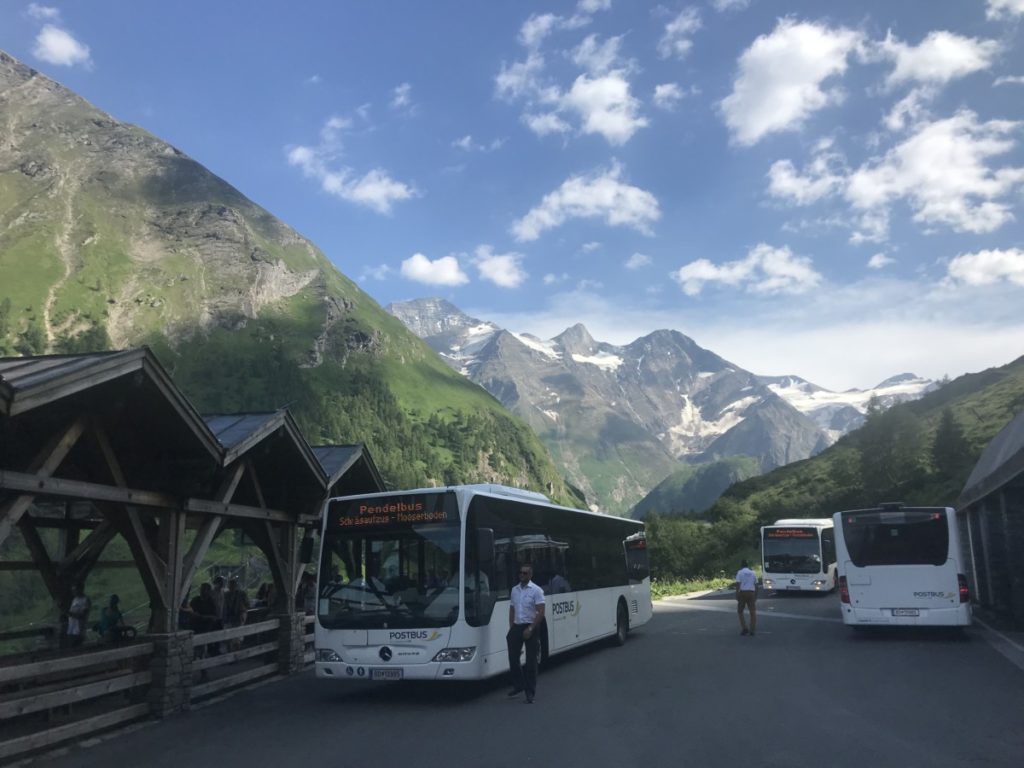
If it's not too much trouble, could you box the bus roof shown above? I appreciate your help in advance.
[768,518,834,527]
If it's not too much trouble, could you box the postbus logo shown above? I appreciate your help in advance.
[388,630,442,642]
[551,599,580,617]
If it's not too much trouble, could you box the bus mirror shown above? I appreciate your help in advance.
[299,534,315,564]
[477,528,495,565]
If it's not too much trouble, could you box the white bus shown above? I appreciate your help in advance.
[313,484,653,682]
[833,503,972,627]
[760,518,837,593]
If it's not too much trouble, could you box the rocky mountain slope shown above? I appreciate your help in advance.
[388,298,935,515]
[0,51,575,502]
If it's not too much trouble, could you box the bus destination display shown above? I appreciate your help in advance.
[328,493,457,529]
[764,527,816,539]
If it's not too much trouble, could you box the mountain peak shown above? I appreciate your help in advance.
[874,372,923,388]
[554,323,596,353]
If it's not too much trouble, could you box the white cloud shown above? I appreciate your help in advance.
[582,241,602,253]
[987,0,1024,20]
[520,13,561,49]
[577,0,612,12]
[512,162,660,241]
[495,52,546,101]
[846,110,1024,235]
[946,248,1024,287]
[994,75,1024,86]
[543,272,570,285]
[26,3,59,20]
[452,135,504,152]
[876,30,1000,87]
[657,8,702,60]
[474,245,528,288]
[671,243,822,296]
[868,253,895,269]
[572,34,627,75]
[653,83,683,110]
[883,87,935,132]
[360,264,394,282]
[400,253,469,286]
[288,117,416,214]
[720,19,862,146]
[767,149,846,205]
[32,24,91,67]
[563,72,648,145]
[712,0,750,11]
[625,253,652,269]
[390,83,413,110]
[523,112,572,137]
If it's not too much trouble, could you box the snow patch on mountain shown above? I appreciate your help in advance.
[571,351,624,370]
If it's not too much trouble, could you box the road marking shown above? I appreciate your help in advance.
[973,616,1024,673]
[657,600,843,623]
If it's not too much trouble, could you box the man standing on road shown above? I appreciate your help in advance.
[507,563,545,703]
[735,559,758,636]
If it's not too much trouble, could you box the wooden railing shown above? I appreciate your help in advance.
[0,613,313,763]
[0,642,154,762]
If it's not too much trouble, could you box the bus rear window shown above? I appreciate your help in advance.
[841,510,949,567]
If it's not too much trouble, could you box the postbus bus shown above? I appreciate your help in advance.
[313,484,652,682]
[833,503,971,627]
[760,518,837,593]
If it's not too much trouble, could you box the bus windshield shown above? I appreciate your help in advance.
[318,493,462,629]
[840,510,949,567]
[763,528,822,574]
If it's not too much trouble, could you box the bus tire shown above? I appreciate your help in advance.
[614,600,629,646]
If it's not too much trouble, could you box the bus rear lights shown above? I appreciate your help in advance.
[958,574,970,603]
[839,575,850,604]
[433,647,476,662]
[317,648,342,662]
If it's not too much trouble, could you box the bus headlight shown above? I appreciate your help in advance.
[433,647,476,662]
[317,648,342,662]
[812,580,826,588]
[763,579,774,588]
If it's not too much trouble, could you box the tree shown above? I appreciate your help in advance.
[931,408,971,481]
[857,398,926,499]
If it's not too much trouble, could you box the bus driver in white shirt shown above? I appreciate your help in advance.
[507,563,545,703]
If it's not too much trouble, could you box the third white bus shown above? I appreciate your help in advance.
[833,503,971,627]
[760,518,837,593]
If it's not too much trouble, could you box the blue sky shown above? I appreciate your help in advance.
[3,1,1024,390]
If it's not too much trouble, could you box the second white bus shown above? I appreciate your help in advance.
[760,518,837,593]
[834,503,972,627]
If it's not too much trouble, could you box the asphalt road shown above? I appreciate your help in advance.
[33,590,1024,768]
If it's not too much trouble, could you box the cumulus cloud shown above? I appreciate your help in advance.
[287,116,416,214]
[720,19,862,146]
[625,253,652,269]
[994,75,1024,86]
[511,162,660,241]
[657,8,702,59]
[946,248,1024,286]
[572,34,628,75]
[846,110,1024,236]
[671,243,822,296]
[26,3,59,20]
[495,52,547,102]
[987,0,1024,20]
[653,83,684,110]
[868,253,895,269]
[452,135,504,152]
[390,83,414,111]
[32,24,91,67]
[400,253,469,286]
[767,146,846,205]
[522,112,572,136]
[474,246,528,288]
[563,72,648,144]
[883,87,936,132]
[712,0,750,10]
[875,30,1000,87]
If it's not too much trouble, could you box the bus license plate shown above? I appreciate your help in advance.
[371,668,403,681]
[892,608,919,617]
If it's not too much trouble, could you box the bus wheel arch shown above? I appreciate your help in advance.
[614,598,629,646]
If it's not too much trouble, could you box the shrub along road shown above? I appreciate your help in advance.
[34,591,1024,768]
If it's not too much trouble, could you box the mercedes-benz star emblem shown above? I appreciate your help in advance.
[379,646,393,662]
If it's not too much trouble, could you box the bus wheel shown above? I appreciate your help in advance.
[614,601,629,646]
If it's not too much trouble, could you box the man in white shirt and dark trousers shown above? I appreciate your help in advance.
[734,559,758,636]
[507,563,545,703]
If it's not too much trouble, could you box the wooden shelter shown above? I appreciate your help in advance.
[0,347,384,637]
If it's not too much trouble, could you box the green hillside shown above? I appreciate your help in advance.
[649,355,1024,580]
[0,50,575,505]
